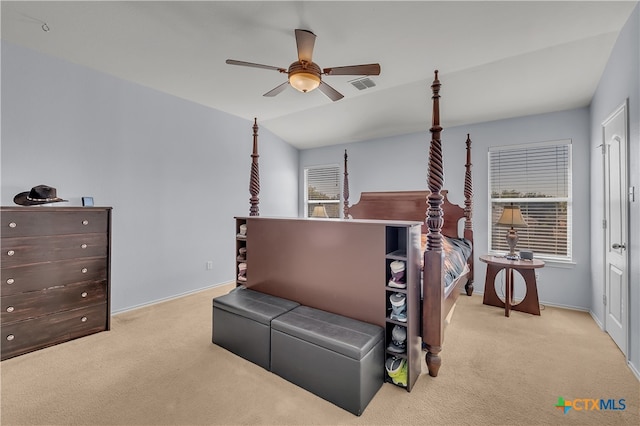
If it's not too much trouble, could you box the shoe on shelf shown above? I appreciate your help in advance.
[388,261,406,288]
[389,293,407,322]
[388,279,406,289]
[385,356,407,387]
[387,325,407,354]
[237,262,247,282]
[237,247,247,262]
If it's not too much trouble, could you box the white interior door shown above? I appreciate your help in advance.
[602,101,628,355]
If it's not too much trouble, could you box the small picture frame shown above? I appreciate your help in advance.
[82,197,94,207]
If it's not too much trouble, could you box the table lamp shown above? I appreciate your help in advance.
[496,203,527,260]
[311,205,329,218]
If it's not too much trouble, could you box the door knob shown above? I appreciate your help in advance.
[612,243,626,250]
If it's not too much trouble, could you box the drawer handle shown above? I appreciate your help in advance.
[7,250,15,256]
[81,268,88,273]
[6,334,14,341]
[6,278,14,285]
[6,306,14,313]
[81,243,88,249]
[81,292,88,298]
[8,222,16,228]
[81,316,88,322]
[82,220,89,225]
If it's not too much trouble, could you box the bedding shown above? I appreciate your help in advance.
[443,236,473,288]
[421,234,473,289]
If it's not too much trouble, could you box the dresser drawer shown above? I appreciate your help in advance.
[1,281,107,324]
[1,233,107,267]
[1,303,108,361]
[1,209,109,238]
[1,257,107,296]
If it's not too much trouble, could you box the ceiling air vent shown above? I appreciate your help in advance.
[349,77,376,91]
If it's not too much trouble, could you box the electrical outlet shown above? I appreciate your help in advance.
[535,271,541,281]
[206,261,213,270]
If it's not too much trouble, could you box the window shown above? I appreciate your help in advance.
[489,140,572,262]
[304,165,341,218]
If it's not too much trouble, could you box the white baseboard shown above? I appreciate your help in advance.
[588,310,605,330]
[470,291,589,313]
[538,301,589,312]
[628,361,640,381]
[112,281,235,316]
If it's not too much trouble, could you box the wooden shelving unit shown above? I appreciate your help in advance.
[384,224,421,391]
[235,217,247,286]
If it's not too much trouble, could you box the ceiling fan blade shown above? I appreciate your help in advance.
[317,81,344,102]
[295,29,316,63]
[263,81,289,97]
[323,63,381,76]
[226,59,286,73]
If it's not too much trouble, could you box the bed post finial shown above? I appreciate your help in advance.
[343,149,350,219]
[249,117,260,216]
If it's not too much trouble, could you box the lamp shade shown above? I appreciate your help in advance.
[496,204,527,228]
[311,205,328,218]
[289,72,321,93]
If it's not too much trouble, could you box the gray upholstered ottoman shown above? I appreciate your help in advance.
[270,306,384,416]
[212,287,299,370]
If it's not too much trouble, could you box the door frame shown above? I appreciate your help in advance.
[601,99,629,357]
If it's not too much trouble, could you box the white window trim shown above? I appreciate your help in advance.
[304,164,341,218]
[487,139,573,263]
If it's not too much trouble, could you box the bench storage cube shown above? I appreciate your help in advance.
[270,305,384,416]
[212,287,299,370]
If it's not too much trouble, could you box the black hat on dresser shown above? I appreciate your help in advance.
[13,185,68,206]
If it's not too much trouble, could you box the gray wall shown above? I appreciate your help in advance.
[1,41,299,313]
[589,3,639,378]
[301,108,591,311]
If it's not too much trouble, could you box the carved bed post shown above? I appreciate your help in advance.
[249,118,260,216]
[343,149,350,219]
[464,134,474,295]
[424,70,445,377]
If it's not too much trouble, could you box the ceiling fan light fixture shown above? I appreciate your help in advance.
[289,72,321,93]
[226,30,379,101]
[288,61,322,93]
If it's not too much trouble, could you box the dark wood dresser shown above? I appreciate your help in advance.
[1,207,112,360]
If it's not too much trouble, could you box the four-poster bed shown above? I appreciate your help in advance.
[237,71,473,379]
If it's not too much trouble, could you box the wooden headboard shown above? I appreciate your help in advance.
[347,190,464,239]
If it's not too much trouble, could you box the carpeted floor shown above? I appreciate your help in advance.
[1,283,638,425]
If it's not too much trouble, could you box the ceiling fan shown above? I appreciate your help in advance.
[226,29,381,102]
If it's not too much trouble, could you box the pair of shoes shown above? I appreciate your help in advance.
[385,356,407,387]
[389,293,407,322]
[386,325,407,354]
[236,247,247,262]
[388,261,406,288]
[237,262,247,282]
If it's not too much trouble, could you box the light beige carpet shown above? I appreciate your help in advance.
[1,284,638,425]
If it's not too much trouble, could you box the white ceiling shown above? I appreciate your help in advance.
[2,1,637,149]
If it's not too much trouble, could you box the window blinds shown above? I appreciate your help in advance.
[305,165,341,218]
[489,141,572,260]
